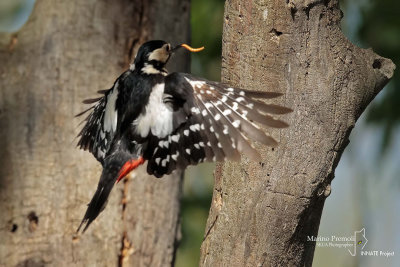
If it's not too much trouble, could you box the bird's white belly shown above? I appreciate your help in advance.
[134,83,173,138]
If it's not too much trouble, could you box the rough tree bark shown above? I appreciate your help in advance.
[0,0,189,266]
[200,0,395,266]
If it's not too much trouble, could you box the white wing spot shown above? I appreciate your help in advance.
[184,129,189,136]
[232,102,239,111]
[246,103,254,109]
[236,97,245,102]
[184,77,206,89]
[155,158,161,165]
[194,144,200,149]
[189,124,200,132]
[191,107,200,114]
[186,149,191,155]
[223,109,232,116]
[171,134,180,142]
[214,114,221,121]
[223,125,229,135]
[104,83,119,133]
[205,102,213,109]
[97,149,105,159]
[232,120,241,128]
[164,141,169,148]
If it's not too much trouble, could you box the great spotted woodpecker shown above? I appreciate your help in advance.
[76,40,291,233]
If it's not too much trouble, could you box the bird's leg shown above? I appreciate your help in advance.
[117,157,145,183]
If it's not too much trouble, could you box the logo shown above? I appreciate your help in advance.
[307,228,395,258]
[348,228,368,256]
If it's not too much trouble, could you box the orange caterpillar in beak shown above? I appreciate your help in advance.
[172,44,205,53]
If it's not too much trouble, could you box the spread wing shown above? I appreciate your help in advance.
[144,72,292,177]
[76,83,119,164]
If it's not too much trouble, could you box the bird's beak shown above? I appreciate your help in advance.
[171,44,205,53]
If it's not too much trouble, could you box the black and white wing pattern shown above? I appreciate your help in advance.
[76,84,119,165]
[144,73,292,177]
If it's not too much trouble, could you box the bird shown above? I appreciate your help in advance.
[75,40,292,233]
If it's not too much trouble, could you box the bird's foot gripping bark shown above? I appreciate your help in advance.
[117,157,145,183]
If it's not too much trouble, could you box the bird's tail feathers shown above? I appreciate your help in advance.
[76,172,116,234]
[77,150,144,234]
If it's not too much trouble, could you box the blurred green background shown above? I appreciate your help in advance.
[1,0,398,266]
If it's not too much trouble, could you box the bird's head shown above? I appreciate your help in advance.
[132,40,204,75]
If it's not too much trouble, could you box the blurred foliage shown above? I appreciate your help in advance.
[175,1,225,266]
[175,164,215,267]
[190,0,225,81]
[342,0,400,152]
[0,0,35,32]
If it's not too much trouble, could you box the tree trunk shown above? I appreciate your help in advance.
[0,0,189,266]
[200,0,394,266]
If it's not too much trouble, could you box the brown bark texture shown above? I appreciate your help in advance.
[0,0,189,266]
[200,0,395,266]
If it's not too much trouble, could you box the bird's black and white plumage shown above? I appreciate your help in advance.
[76,40,291,233]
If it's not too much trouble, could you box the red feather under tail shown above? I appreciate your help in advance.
[117,157,145,183]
